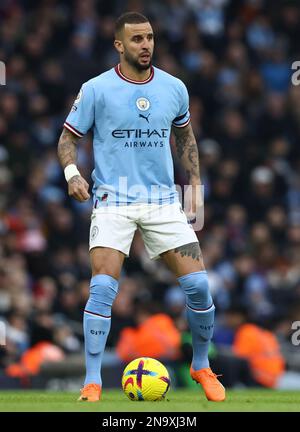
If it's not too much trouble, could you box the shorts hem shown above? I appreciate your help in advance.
[89,244,129,257]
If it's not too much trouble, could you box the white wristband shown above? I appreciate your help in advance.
[64,164,81,182]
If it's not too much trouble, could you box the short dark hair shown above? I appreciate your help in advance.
[115,12,149,38]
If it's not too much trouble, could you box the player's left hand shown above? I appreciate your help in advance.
[68,175,90,202]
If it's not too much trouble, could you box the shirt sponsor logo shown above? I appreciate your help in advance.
[112,129,168,139]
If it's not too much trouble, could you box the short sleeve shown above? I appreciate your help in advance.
[64,80,95,137]
[172,80,191,128]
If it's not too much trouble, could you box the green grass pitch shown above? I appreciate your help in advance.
[0,388,299,412]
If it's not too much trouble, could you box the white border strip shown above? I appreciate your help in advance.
[64,122,83,137]
[186,303,215,314]
[172,118,191,128]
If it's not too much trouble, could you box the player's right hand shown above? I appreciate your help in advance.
[68,175,90,202]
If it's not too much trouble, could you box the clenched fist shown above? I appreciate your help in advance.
[68,175,90,202]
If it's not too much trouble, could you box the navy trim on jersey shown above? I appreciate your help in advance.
[114,63,154,84]
[173,111,188,123]
[172,117,191,128]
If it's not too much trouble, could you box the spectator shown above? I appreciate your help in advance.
[116,301,181,362]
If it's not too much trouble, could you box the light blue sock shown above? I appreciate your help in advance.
[178,271,215,371]
[83,274,118,386]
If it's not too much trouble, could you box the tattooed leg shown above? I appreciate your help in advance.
[162,241,214,373]
[174,242,203,261]
[161,242,205,278]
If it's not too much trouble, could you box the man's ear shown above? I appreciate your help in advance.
[114,39,124,54]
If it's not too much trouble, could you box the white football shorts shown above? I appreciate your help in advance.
[89,202,198,260]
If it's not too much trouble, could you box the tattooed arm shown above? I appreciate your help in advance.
[172,122,201,186]
[57,127,90,202]
[172,123,202,218]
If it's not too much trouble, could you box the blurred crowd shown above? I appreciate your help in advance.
[1,0,300,386]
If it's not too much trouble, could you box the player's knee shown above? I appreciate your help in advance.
[92,264,120,280]
[177,271,212,309]
[86,274,119,315]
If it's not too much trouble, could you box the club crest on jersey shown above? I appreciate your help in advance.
[136,97,150,111]
[75,89,83,104]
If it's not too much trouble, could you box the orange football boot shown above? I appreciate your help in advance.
[190,367,226,402]
[78,383,101,402]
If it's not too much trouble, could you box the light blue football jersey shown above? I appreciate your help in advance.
[64,64,191,206]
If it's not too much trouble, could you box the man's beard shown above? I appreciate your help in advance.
[124,50,152,71]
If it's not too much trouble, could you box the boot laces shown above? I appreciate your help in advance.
[207,370,222,379]
[81,384,100,394]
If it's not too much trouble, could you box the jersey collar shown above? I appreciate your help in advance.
[114,63,154,84]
